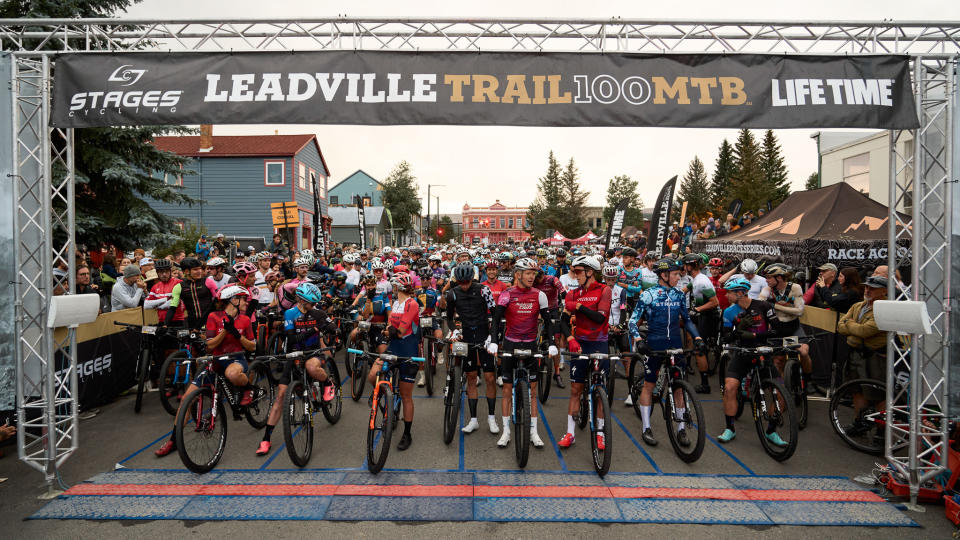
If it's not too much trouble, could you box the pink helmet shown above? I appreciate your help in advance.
[233,261,257,276]
[278,281,299,310]
[391,272,415,292]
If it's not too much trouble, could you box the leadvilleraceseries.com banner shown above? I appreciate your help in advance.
[51,51,918,130]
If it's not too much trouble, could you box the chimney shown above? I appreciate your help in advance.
[199,124,213,152]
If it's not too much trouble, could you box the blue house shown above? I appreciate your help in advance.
[329,170,383,207]
[152,128,331,251]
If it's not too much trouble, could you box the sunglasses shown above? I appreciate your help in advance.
[572,268,585,274]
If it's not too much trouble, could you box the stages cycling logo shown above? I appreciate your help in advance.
[68,64,182,118]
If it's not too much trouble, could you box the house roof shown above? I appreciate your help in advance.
[329,169,383,192]
[151,134,331,176]
[328,206,388,227]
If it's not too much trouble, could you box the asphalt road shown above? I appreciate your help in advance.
[0,349,954,538]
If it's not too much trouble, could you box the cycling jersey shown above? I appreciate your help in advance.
[759,282,805,334]
[167,278,214,328]
[559,273,579,292]
[283,306,325,351]
[728,273,767,300]
[542,264,558,277]
[565,281,612,342]
[388,297,420,339]
[327,282,355,302]
[481,279,507,302]
[206,273,233,291]
[640,267,658,290]
[145,278,185,322]
[608,284,627,326]
[497,267,515,286]
[618,266,643,298]
[722,303,744,328]
[416,287,440,315]
[356,286,391,323]
[253,270,275,306]
[687,272,717,308]
[205,311,254,356]
[445,282,495,343]
[629,284,699,350]
[495,286,548,342]
[710,274,731,310]
[728,300,779,347]
[535,274,563,310]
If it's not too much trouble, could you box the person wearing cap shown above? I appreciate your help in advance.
[803,263,843,309]
[195,235,210,259]
[111,263,146,311]
[212,233,228,257]
[837,276,890,409]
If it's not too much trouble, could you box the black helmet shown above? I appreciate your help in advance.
[621,247,638,258]
[453,263,474,282]
[555,248,567,257]
[681,253,702,267]
[179,257,201,270]
[654,258,682,275]
[154,258,172,270]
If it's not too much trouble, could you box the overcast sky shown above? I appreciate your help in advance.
[123,1,958,215]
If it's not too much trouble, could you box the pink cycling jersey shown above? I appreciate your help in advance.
[497,286,548,342]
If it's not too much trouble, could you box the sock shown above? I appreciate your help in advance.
[725,415,736,430]
[403,420,412,437]
[640,405,652,430]
[502,416,511,433]
[488,414,496,424]
[567,415,576,435]
[676,407,686,431]
[487,397,496,416]
[263,424,275,442]
[530,416,538,431]
[597,418,604,430]
[700,372,709,386]
[468,398,478,417]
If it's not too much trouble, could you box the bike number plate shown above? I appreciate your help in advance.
[142,325,157,335]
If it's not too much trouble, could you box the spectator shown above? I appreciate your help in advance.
[871,265,905,291]
[213,233,229,256]
[76,265,98,295]
[837,276,889,384]
[803,263,843,309]
[826,267,863,313]
[102,253,119,279]
[111,263,146,311]
[173,249,186,265]
[118,257,132,275]
[133,248,145,262]
[195,235,211,259]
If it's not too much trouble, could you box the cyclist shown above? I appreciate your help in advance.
[154,284,255,457]
[258,282,337,456]
[366,272,421,451]
[557,256,612,449]
[327,271,356,304]
[481,261,507,302]
[536,248,550,273]
[232,261,261,315]
[707,258,731,311]
[289,257,311,285]
[758,264,812,382]
[446,263,500,434]
[680,253,720,394]
[535,267,566,389]
[602,264,629,396]
[628,258,705,446]
[205,257,233,290]
[488,257,553,449]
[716,277,781,444]
[497,252,516,285]
[552,248,570,277]
[415,267,444,387]
[254,252,276,306]
[720,258,766,300]
[165,257,215,331]
[640,253,659,291]
[615,247,643,306]
[348,274,392,354]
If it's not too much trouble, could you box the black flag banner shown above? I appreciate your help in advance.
[357,197,366,251]
[51,51,918,129]
[728,198,744,220]
[646,176,677,257]
[606,198,630,251]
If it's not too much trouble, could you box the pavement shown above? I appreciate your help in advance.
[0,350,955,538]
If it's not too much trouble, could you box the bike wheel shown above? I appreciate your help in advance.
[158,351,190,416]
[367,384,394,474]
[424,343,435,397]
[176,387,227,474]
[321,360,342,424]
[538,355,552,404]
[442,364,462,445]
[267,332,285,355]
[784,360,808,430]
[245,360,274,429]
[134,348,151,413]
[718,353,730,394]
[753,379,798,462]
[663,380,706,463]
[256,326,267,356]
[829,378,886,455]
[576,388,589,430]
[591,387,612,477]
[629,358,644,419]
[514,377,531,468]
[282,380,314,467]
[350,343,368,402]
[606,363,616,407]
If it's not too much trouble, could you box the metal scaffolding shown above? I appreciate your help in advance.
[0,18,956,501]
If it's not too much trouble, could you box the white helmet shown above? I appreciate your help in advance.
[371,260,387,271]
[602,264,619,279]
[343,253,358,264]
[428,254,442,262]
[740,258,758,274]
[293,257,310,268]
[572,255,601,272]
[383,246,393,254]
[217,284,249,301]
[206,257,226,268]
[514,257,539,271]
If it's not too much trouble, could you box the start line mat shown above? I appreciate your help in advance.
[32,469,915,526]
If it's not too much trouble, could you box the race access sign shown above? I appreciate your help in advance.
[51,51,918,129]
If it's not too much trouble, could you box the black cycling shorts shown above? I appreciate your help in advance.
[276,353,329,386]
[722,352,755,383]
[695,310,721,341]
[500,339,538,385]
[463,347,495,374]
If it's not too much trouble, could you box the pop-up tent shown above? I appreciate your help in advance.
[541,230,599,246]
[691,182,909,268]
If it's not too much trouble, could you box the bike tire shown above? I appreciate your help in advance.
[590,387,612,477]
[784,360,808,430]
[350,342,368,402]
[663,379,706,463]
[442,364,462,445]
[538,355,552,404]
[576,389,589,430]
[514,377,531,468]
[629,357,644,419]
[245,360,274,429]
[158,351,189,416]
[607,363,616,407]
[176,387,227,474]
[424,342,435,397]
[134,348,151,413]
[367,384,393,474]
[753,378,798,462]
[256,326,267,356]
[828,378,886,455]
[282,380,314,467]
[320,360,342,425]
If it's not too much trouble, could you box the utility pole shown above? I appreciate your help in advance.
[427,184,445,243]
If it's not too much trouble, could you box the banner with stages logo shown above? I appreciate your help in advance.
[51,51,919,129]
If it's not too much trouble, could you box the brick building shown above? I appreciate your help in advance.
[462,200,531,244]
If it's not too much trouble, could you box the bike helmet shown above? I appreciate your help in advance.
[233,261,257,276]
[429,254,442,262]
[740,258,758,274]
[653,258,682,275]
[453,263,475,282]
[498,252,515,262]
[708,257,724,268]
[293,257,310,268]
[263,270,280,282]
[371,260,387,271]
[473,256,485,266]
[333,271,348,282]
[621,247,638,258]
[555,248,567,257]
[300,249,314,259]
[217,284,249,301]
[536,248,548,257]
[681,253,702,267]
[391,272,415,292]
[343,253,358,264]
[571,255,601,272]
[417,266,433,279]
[643,252,658,263]
[206,257,226,268]
[294,282,322,303]
[154,258,172,271]
[484,261,498,269]
[383,246,393,254]
[602,264,619,279]
[279,281,299,309]
[515,257,539,271]
[699,253,710,266]
[725,276,752,292]
[180,257,201,271]
[393,264,408,274]
[761,264,790,278]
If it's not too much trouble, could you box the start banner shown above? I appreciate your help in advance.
[51,51,918,129]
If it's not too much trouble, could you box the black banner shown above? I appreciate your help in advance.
[605,198,630,251]
[54,328,140,410]
[51,51,919,129]
[356,197,366,250]
[695,237,911,269]
[646,176,677,257]
[728,198,744,220]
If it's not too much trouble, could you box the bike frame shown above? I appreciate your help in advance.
[501,349,539,426]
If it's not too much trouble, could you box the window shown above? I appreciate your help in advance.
[508,218,514,229]
[500,217,505,228]
[330,195,339,206]
[265,161,285,186]
[298,162,306,190]
[318,175,325,198]
[842,152,870,195]
[472,217,479,228]
[363,196,372,207]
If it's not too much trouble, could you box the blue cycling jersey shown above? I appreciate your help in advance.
[628,284,699,350]
[327,282,355,301]
[618,266,644,298]
[283,306,321,350]
[722,303,744,328]
[542,264,558,277]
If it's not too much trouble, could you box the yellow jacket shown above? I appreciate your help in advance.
[837,300,886,351]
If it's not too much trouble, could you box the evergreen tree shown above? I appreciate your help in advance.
[728,129,765,216]
[710,138,736,214]
[805,172,820,191]
[526,151,564,238]
[381,161,422,235]
[760,129,791,206]
[603,175,644,232]
[558,158,589,237]
[676,156,712,222]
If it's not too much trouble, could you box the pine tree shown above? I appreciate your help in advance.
[676,156,712,222]
[381,161,422,235]
[603,175,644,232]
[711,138,736,214]
[760,129,791,206]
[558,158,589,237]
[527,151,564,237]
[805,172,820,191]
[729,129,765,217]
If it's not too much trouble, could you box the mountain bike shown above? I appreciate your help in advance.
[347,320,385,401]
[441,340,482,445]
[722,344,799,461]
[254,308,284,356]
[158,328,206,415]
[175,354,273,473]
[114,321,161,413]
[535,316,560,404]
[419,316,441,396]
[500,348,541,469]
[347,348,424,474]
[562,351,615,476]
[829,365,910,455]
[769,335,818,431]
[276,346,340,467]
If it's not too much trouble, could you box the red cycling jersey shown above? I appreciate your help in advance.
[565,281,612,342]
[205,311,254,356]
[388,297,419,338]
[536,275,563,310]
[709,274,731,310]
[497,286,548,342]
[482,279,508,303]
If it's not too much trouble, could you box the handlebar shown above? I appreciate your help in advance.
[346,348,425,365]
[723,344,799,355]
[268,346,336,360]
[501,349,544,359]
[559,351,621,361]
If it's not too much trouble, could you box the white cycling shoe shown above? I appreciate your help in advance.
[415,371,425,387]
[462,418,480,433]
[531,430,544,448]
[624,394,634,407]
[488,417,500,434]
[497,429,511,448]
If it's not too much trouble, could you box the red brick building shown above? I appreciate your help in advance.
[462,200,531,244]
